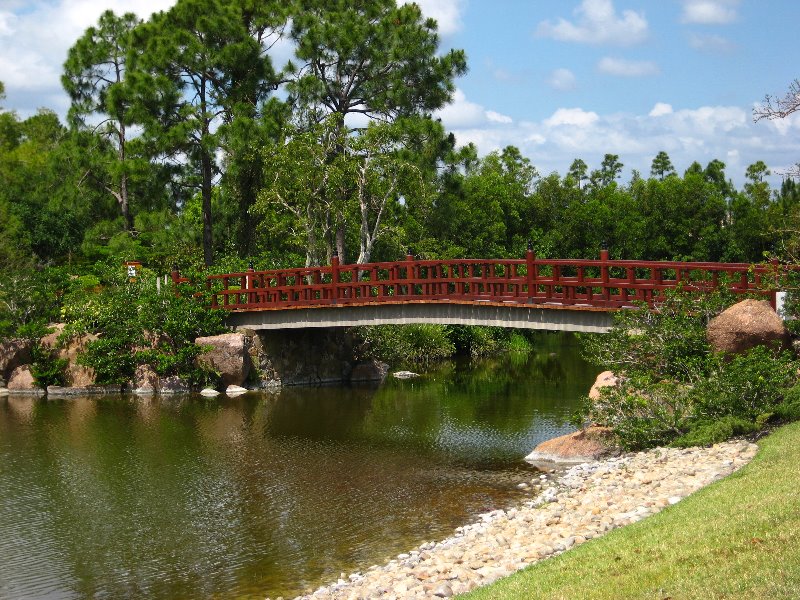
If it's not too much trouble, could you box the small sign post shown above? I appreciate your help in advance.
[124,260,142,282]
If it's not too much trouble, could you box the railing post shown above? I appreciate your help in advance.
[770,257,780,310]
[405,251,415,297]
[525,242,536,304]
[331,252,340,304]
[246,260,255,307]
[600,248,610,303]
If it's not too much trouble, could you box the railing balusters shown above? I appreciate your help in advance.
[199,251,788,314]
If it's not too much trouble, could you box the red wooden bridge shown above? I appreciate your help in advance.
[175,250,785,332]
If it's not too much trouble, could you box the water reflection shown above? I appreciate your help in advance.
[0,333,595,600]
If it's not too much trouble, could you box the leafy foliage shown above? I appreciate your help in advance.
[63,265,226,385]
[579,290,800,450]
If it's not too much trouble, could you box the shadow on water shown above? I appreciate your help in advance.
[0,332,596,600]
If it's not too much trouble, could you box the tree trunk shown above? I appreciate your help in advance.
[336,221,345,263]
[201,150,214,267]
[118,122,132,231]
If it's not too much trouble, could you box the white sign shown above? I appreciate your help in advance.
[127,265,137,278]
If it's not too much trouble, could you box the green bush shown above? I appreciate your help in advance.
[586,379,694,451]
[64,265,226,386]
[29,340,68,388]
[773,384,800,421]
[580,289,732,383]
[356,324,455,366]
[692,346,798,421]
[578,288,800,450]
[672,416,759,448]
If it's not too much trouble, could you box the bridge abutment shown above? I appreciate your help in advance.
[247,328,361,387]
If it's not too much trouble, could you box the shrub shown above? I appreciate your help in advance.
[356,324,455,366]
[672,416,759,448]
[584,379,694,451]
[691,346,798,422]
[580,289,732,383]
[29,340,68,388]
[578,288,800,450]
[64,265,226,386]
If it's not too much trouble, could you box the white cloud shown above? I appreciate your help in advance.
[681,0,739,24]
[544,107,600,128]
[401,0,465,36]
[597,57,659,77]
[440,92,797,187]
[547,68,577,91]
[486,110,513,124]
[649,102,673,117]
[0,0,176,114]
[435,89,515,128]
[0,11,17,36]
[535,0,648,46]
[688,33,735,53]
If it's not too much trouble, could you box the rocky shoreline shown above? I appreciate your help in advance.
[276,439,758,600]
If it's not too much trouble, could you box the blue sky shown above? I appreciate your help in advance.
[1,0,798,187]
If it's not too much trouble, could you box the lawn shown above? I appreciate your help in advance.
[461,421,800,599]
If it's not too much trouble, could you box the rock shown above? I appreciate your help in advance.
[195,333,252,387]
[350,360,389,383]
[159,376,190,394]
[588,370,618,401]
[39,323,65,350]
[393,370,419,379]
[706,299,790,355]
[38,324,97,388]
[130,364,159,395]
[0,387,8,395]
[7,365,37,391]
[49,329,98,388]
[200,388,220,397]
[225,385,248,395]
[433,582,453,597]
[525,426,617,463]
[0,338,33,382]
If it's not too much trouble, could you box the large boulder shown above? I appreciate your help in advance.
[0,338,32,383]
[706,299,790,355]
[40,324,97,387]
[195,332,252,387]
[588,370,618,401]
[130,364,159,395]
[525,426,617,463]
[7,365,37,391]
[61,334,98,387]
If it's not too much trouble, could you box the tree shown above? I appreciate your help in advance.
[286,0,467,125]
[650,150,676,180]
[62,10,141,230]
[282,0,467,261]
[754,79,800,178]
[130,0,276,266]
[590,154,623,188]
[258,116,347,267]
[566,158,588,189]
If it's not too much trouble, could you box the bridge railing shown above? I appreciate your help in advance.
[202,250,782,312]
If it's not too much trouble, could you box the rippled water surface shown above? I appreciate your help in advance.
[0,333,595,599]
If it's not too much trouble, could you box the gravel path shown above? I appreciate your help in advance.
[273,440,758,600]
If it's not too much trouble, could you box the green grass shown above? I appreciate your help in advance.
[461,421,800,600]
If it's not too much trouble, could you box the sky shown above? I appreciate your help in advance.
[1,0,799,187]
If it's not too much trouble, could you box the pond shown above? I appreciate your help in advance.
[0,332,596,600]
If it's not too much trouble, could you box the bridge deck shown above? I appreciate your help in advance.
[225,299,616,332]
